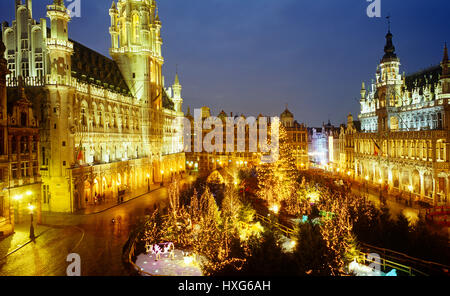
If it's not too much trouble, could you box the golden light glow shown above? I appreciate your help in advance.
[183,255,194,265]
[13,195,23,201]
[378,178,383,184]
[408,185,413,192]
[26,191,32,196]
[307,192,320,203]
[347,171,351,176]
[27,204,35,213]
[269,204,280,214]
[365,175,369,181]
[290,240,297,248]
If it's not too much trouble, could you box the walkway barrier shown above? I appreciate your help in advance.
[359,242,450,276]
[122,214,172,276]
[123,233,163,276]
[355,251,426,276]
[255,213,296,237]
[254,212,447,276]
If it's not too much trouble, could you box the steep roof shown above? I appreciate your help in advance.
[405,65,441,92]
[162,88,174,110]
[70,40,131,95]
[42,25,131,95]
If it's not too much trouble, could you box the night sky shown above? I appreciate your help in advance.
[1,0,450,127]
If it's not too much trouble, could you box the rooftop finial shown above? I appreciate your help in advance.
[387,15,391,32]
[382,16,398,63]
[442,43,449,78]
[443,42,449,63]
[174,65,180,85]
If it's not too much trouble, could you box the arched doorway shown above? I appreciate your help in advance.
[392,168,400,189]
[84,180,92,205]
[424,173,433,198]
[400,170,409,191]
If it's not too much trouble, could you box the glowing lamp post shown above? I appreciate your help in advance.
[28,203,36,241]
[147,173,150,192]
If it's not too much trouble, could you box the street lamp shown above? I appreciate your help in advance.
[147,173,150,192]
[28,203,35,241]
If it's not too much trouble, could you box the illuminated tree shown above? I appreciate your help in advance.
[221,185,242,254]
[222,186,242,229]
[257,124,299,209]
[168,178,180,218]
[318,197,358,275]
[141,210,165,246]
[192,187,223,261]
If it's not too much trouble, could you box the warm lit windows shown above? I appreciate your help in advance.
[35,61,43,77]
[21,162,29,177]
[42,184,50,204]
[7,55,15,77]
[21,39,28,50]
[21,61,29,77]
[436,140,446,162]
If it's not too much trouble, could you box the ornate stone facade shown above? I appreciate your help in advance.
[352,29,450,206]
[185,107,308,175]
[1,0,185,213]
[0,39,41,236]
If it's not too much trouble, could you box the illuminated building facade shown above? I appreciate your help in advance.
[1,0,185,213]
[338,113,360,175]
[185,107,308,175]
[354,29,450,206]
[0,40,41,237]
[280,107,309,170]
[307,121,339,167]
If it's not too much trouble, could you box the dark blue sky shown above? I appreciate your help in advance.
[2,0,450,126]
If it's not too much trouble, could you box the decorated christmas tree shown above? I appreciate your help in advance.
[257,124,299,210]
